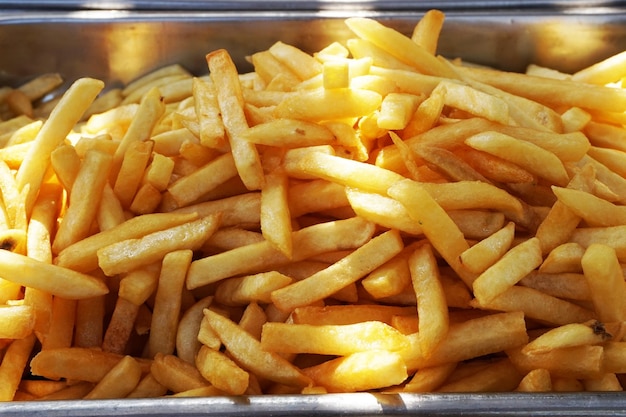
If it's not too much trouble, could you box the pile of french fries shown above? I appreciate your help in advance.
[2,9,626,400]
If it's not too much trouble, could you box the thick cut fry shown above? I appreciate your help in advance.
[84,355,142,399]
[271,229,404,312]
[261,321,409,356]
[522,320,612,355]
[411,9,445,54]
[302,350,407,393]
[438,358,523,393]
[260,168,292,258]
[167,153,238,207]
[460,222,515,274]
[203,308,311,388]
[97,214,220,276]
[0,334,36,401]
[472,237,543,306]
[150,353,211,393]
[207,49,264,190]
[102,296,140,354]
[192,77,227,151]
[75,295,105,348]
[473,286,595,326]
[42,297,76,350]
[553,186,626,227]
[195,345,249,395]
[112,140,153,209]
[52,149,113,253]
[0,305,34,340]
[295,151,404,194]
[146,250,193,358]
[30,347,150,382]
[400,311,527,369]
[176,296,213,364]
[274,87,382,122]
[0,250,108,299]
[581,243,626,323]
[507,345,603,380]
[409,243,449,358]
[15,77,104,214]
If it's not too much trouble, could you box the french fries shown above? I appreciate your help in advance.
[3,9,626,402]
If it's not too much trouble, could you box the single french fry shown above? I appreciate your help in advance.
[581,243,626,322]
[261,321,409,356]
[176,296,213,364]
[150,353,210,393]
[302,350,407,393]
[412,9,445,54]
[0,305,34,339]
[522,320,612,355]
[459,65,626,112]
[42,297,76,350]
[97,214,220,276]
[409,243,449,358]
[15,77,104,214]
[0,334,36,401]
[167,153,238,207]
[459,222,515,274]
[195,345,249,395]
[539,242,585,274]
[402,362,457,393]
[473,286,595,326]
[507,345,603,380]
[260,167,292,258]
[112,140,154,209]
[74,295,105,348]
[52,149,113,254]
[472,237,543,306]
[84,355,142,399]
[30,347,150,382]
[102,296,140,355]
[127,373,169,398]
[519,272,590,301]
[400,311,528,369]
[438,358,523,393]
[207,49,264,190]
[145,250,193,358]
[0,250,108,299]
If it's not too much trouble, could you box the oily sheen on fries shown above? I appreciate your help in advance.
[4,9,626,401]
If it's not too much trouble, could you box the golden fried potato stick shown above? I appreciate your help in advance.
[0,334,36,401]
[16,77,104,214]
[0,250,108,299]
[207,49,264,190]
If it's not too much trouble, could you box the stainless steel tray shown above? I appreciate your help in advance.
[3,7,626,416]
